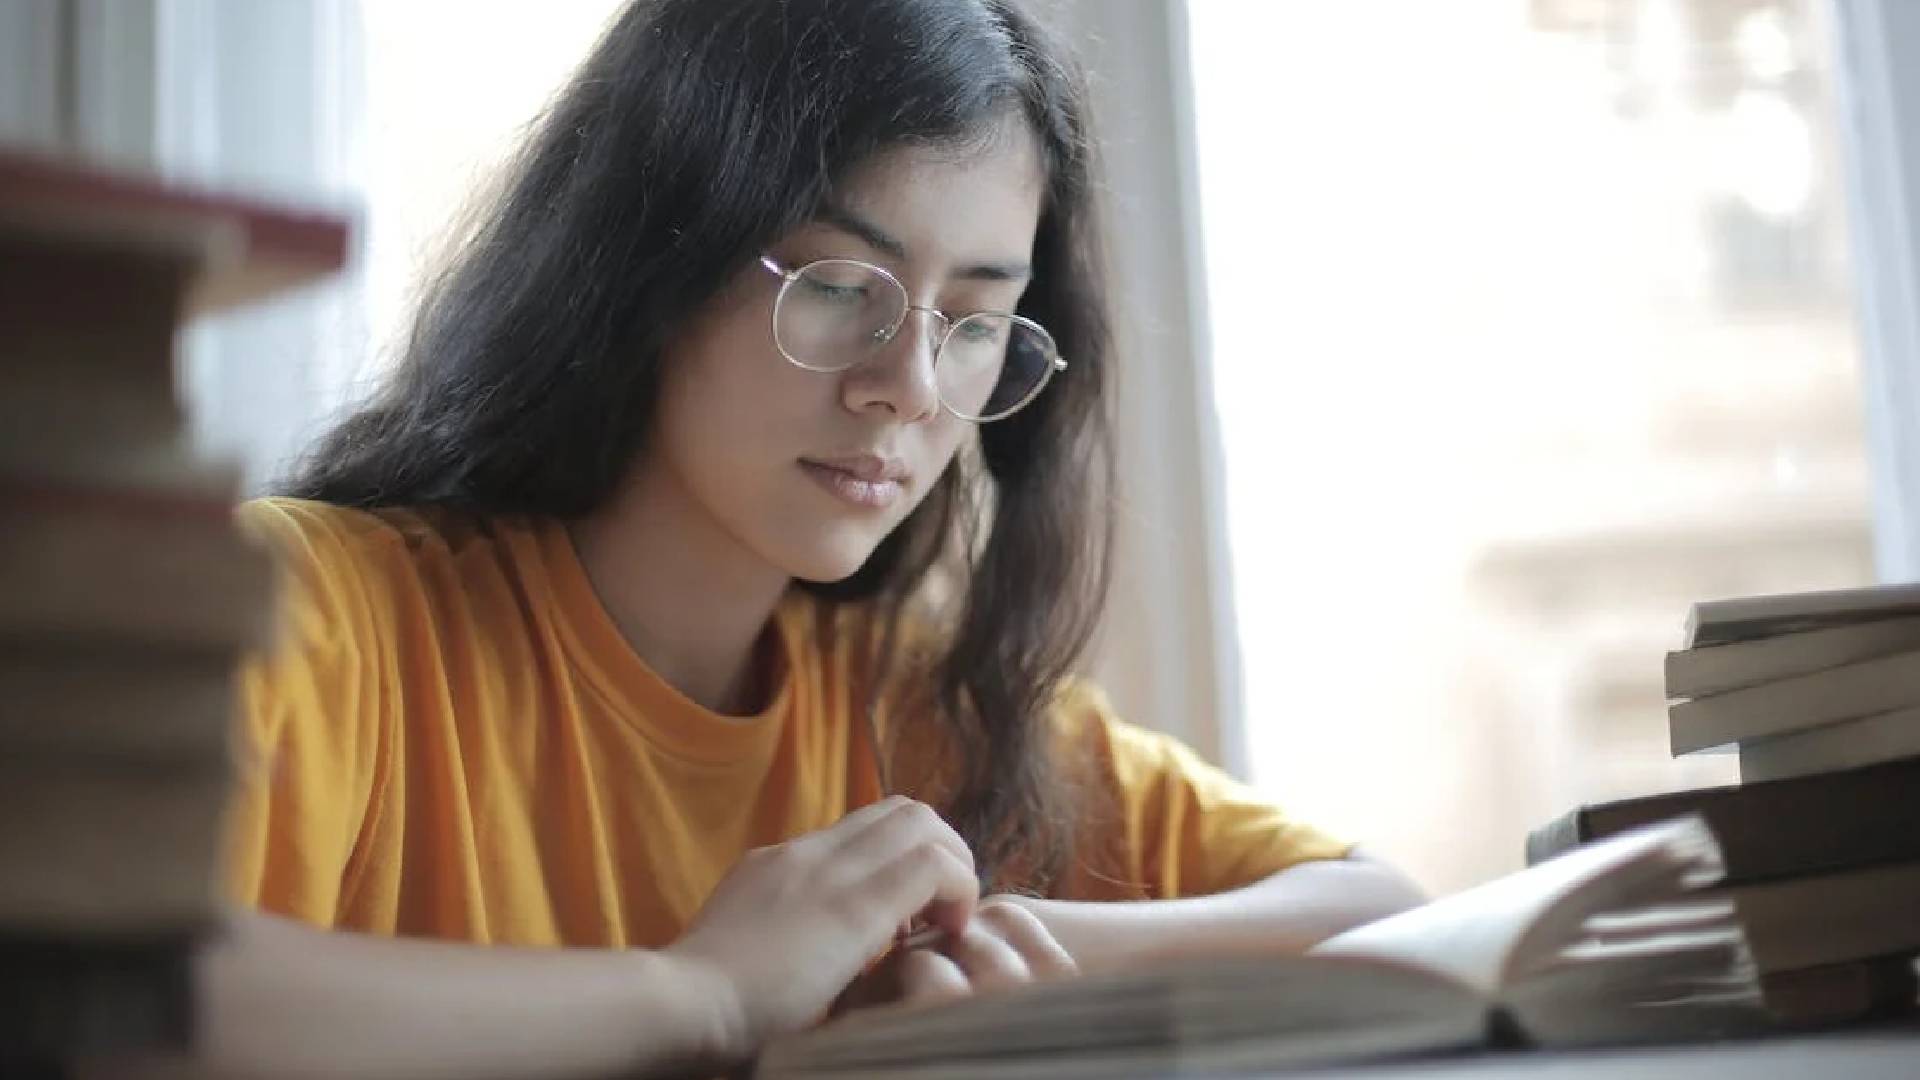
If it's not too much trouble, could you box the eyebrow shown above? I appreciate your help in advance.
[816,202,1032,283]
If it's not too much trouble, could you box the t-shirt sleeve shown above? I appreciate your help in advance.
[222,499,391,926]
[1052,680,1352,901]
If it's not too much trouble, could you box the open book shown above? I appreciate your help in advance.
[757,817,1762,1079]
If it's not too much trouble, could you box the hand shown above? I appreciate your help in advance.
[835,895,1080,1013]
[661,797,980,1063]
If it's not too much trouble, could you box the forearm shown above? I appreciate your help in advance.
[81,911,738,1080]
[1015,851,1426,975]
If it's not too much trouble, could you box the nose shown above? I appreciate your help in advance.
[840,308,942,422]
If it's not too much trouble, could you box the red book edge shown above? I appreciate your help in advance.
[0,149,351,317]
[0,475,243,526]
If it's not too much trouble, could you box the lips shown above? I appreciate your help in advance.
[800,453,910,484]
[799,454,909,510]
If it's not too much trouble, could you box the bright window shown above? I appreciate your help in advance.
[1188,0,1869,891]
[359,2,624,371]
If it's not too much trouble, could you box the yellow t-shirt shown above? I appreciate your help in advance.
[224,497,1349,949]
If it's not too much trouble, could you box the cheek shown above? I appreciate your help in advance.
[911,419,974,497]
[660,321,818,452]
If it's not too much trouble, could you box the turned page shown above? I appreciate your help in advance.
[1311,817,1720,996]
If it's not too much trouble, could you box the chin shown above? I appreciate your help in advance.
[779,536,886,585]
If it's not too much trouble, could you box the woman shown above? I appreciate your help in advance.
[158,1,1422,1076]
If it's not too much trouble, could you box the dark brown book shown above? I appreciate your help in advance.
[1524,757,1920,885]
[0,645,237,763]
[0,479,274,651]
[1731,862,1920,974]
[0,759,231,934]
[0,935,195,1064]
[1762,954,1918,1028]
[0,235,201,492]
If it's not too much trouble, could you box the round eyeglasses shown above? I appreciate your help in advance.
[759,255,1067,423]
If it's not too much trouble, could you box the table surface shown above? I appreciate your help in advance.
[1280,1025,1920,1079]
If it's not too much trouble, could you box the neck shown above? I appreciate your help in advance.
[567,462,791,716]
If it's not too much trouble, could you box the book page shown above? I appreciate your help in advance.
[1507,923,1763,1045]
[757,952,1486,1079]
[1311,816,1717,996]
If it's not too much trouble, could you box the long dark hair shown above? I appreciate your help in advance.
[282,0,1115,892]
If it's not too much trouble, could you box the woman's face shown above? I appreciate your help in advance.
[648,125,1046,583]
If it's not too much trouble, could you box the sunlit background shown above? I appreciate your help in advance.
[1190,0,1867,890]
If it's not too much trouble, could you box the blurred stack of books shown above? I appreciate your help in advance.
[0,152,346,1064]
[1529,581,1920,1029]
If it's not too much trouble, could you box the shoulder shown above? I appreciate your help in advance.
[237,497,548,645]
[239,496,535,590]
[237,496,490,566]
[237,498,402,635]
[1043,677,1275,826]
[1045,678,1172,773]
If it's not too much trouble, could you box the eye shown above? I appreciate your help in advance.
[798,277,869,305]
[955,318,1008,345]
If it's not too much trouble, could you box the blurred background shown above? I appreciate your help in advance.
[4,0,1918,895]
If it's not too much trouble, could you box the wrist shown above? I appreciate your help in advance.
[998,893,1176,975]
[651,945,751,1073]
[995,894,1108,971]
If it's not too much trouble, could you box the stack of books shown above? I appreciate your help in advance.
[0,151,346,1064]
[1666,583,1920,779]
[1529,581,1920,1029]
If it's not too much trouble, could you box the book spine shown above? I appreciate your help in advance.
[1543,759,1920,883]
[1522,810,1588,867]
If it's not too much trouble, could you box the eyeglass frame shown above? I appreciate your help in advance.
[757,254,1068,423]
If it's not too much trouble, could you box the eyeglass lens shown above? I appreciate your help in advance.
[775,260,1057,421]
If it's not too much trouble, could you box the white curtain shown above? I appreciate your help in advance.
[155,0,370,490]
[1833,0,1920,583]
[1040,0,1244,768]
[0,1,64,151]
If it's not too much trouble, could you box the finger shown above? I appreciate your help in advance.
[897,947,972,1007]
[834,795,920,833]
[976,901,1078,980]
[942,924,1033,993]
[834,798,975,880]
[792,795,918,856]
[865,839,979,940]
